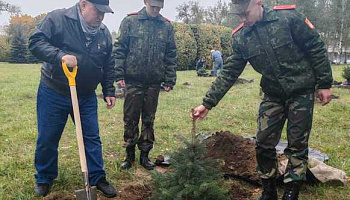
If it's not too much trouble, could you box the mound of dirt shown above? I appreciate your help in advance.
[229,181,253,200]
[101,183,152,200]
[204,131,260,185]
[44,192,74,200]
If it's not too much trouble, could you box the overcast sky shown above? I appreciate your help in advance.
[0,0,231,32]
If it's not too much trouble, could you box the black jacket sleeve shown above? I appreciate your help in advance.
[28,11,66,66]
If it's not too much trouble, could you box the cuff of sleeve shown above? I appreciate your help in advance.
[316,84,332,90]
[116,77,124,82]
[202,102,213,110]
[163,82,174,89]
[56,51,66,65]
[103,90,116,100]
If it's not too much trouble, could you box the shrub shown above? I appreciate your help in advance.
[173,23,233,71]
[212,25,233,61]
[191,24,221,69]
[173,23,197,71]
[342,66,350,81]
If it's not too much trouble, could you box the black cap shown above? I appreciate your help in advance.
[149,0,164,8]
[232,0,251,15]
[87,0,114,13]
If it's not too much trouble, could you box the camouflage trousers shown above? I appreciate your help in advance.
[123,83,160,152]
[256,91,314,183]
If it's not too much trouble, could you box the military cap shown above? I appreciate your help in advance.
[87,0,114,13]
[232,0,251,15]
[149,0,164,8]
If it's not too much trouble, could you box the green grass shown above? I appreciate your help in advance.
[0,62,349,200]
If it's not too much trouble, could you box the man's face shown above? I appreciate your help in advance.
[81,0,105,27]
[237,0,263,26]
[144,0,162,17]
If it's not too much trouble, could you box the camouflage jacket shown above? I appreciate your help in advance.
[203,6,333,109]
[113,7,177,87]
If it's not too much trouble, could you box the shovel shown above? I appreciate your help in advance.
[62,61,98,200]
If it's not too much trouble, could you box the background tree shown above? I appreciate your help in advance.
[204,0,230,26]
[5,14,45,63]
[176,1,205,24]
[0,1,20,14]
[0,34,10,61]
[9,25,27,63]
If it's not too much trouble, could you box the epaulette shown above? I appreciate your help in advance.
[232,23,244,36]
[273,5,297,10]
[127,11,138,16]
[163,17,171,23]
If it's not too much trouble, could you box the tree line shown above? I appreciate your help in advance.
[0,0,349,64]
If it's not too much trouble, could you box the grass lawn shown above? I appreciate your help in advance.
[0,62,349,200]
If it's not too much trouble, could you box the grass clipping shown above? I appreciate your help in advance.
[151,122,230,200]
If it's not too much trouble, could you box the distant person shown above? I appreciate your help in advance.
[211,49,223,76]
[113,0,177,171]
[196,57,209,77]
[28,0,117,197]
[192,1,333,200]
[196,57,206,71]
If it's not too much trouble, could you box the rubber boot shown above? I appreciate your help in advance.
[256,178,278,200]
[140,151,155,170]
[282,181,301,200]
[120,146,135,170]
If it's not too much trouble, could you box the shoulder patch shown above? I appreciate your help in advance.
[232,23,244,36]
[273,5,297,10]
[127,11,138,16]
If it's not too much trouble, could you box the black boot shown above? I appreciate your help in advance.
[256,178,278,200]
[34,183,51,197]
[140,151,155,170]
[282,181,301,200]
[120,147,135,170]
[96,177,117,198]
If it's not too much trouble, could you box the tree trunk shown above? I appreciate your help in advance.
[337,0,346,64]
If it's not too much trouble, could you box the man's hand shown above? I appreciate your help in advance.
[163,86,172,92]
[117,80,125,88]
[190,105,209,121]
[62,55,77,68]
[317,89,332,106]
[105,96,116,109]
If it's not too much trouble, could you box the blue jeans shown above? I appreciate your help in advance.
[35,83,105,185]
[213,60,223,76]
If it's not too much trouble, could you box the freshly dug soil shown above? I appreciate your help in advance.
[100,183,152,200]
[204,131,260,185]
[45,131,262,200]
[44,192,73,200]
[228,181,253,200]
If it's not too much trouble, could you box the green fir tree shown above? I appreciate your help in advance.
[152,120,230,200]
[9,25,28,63]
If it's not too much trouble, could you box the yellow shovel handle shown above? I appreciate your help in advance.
[62,61,78,86]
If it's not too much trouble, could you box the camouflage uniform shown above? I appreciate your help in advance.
[113,7,177,152]
[202,6,333,183]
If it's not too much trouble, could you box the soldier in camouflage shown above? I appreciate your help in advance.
[192,0,333,199]
[113,0,177,170]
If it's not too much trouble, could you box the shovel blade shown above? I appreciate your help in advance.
[75,186,97,200]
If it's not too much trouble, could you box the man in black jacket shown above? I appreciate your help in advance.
[29,0,116,197]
